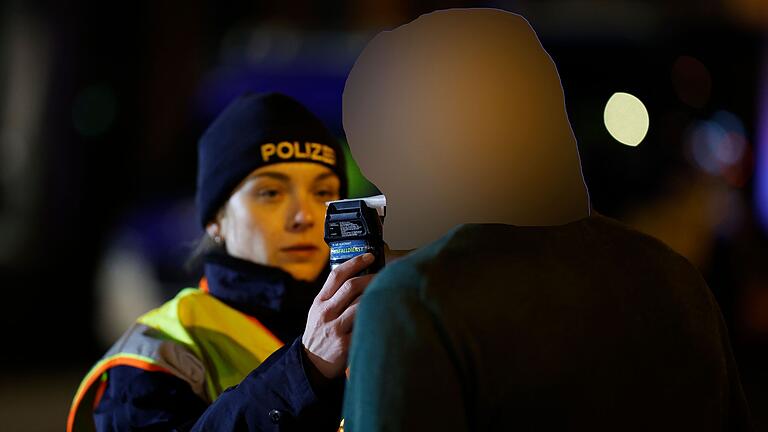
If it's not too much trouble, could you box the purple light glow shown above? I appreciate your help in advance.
[756,39,768,232]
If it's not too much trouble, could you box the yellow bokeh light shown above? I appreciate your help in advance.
[603,92,649,147]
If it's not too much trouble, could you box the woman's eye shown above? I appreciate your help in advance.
[256,189,281,199]
[315,189,338,199]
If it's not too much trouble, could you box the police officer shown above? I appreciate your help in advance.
[69,92,373,431]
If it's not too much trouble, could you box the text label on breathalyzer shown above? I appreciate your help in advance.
[340,221,364,236]
[330,239,369,261]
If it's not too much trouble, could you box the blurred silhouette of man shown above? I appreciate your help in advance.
[341,9,752,431]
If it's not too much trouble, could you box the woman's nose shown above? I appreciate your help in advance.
[287,195,315,232]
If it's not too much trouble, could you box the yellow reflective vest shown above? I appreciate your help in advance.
[67,287,283,432]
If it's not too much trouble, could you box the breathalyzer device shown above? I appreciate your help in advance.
[324,195,386,275]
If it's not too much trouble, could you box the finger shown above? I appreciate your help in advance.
[317,253,375,301]
[337,296,362,334]
[327,274,374,315]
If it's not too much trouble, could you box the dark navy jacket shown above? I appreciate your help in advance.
[94,253,345,431]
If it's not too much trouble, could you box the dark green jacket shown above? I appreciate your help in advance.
[344,215,752,431]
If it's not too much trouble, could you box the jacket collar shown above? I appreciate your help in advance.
[202,251,328,342]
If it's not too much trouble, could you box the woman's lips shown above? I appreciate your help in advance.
[282,244,318,251]
[280,243,320,260]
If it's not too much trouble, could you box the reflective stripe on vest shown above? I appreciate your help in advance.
[67,288,284,432]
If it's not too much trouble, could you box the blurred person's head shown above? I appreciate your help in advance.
[343,9,590,250]
[196,92,347,281]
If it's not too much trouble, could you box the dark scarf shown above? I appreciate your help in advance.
[203,251,328,343]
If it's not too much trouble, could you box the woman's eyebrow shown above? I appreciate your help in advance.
[247,171,290,182]
[314,172,337,182]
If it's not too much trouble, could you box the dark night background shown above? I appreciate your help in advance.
[1,1,767,430]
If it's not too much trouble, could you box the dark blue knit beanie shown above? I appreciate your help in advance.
[196,92,347,228]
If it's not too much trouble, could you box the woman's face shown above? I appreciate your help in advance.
[211,162,341,281]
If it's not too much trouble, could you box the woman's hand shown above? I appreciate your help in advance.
[302,253,375,379]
